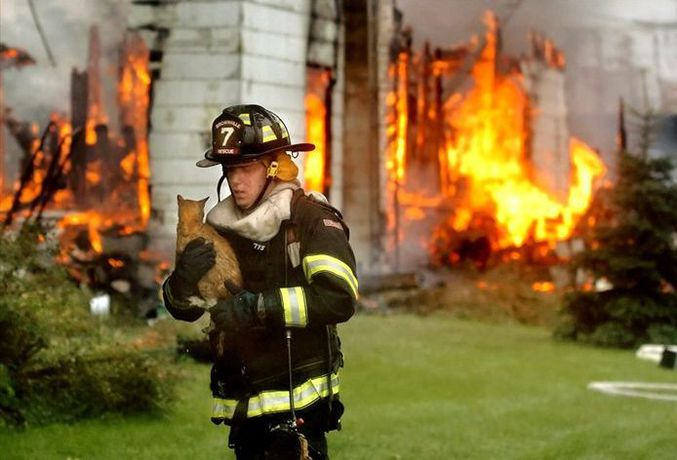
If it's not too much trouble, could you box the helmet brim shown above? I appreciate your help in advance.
[196,142,316,168]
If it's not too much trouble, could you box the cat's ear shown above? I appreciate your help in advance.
[177,194,184,204]
[199,197,209,206]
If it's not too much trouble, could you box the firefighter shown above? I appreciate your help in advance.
[162,104,357,459]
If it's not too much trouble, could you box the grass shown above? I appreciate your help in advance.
[2,313,676,459]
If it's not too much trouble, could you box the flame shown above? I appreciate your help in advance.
[108,258,125,268]
[136,139,151,226]
[86,160,102,185]
[0,46,34,67]
[304,94,326,192]
[391,52,409,184]
[120,152,136,179]
[1,48,19,59]
[384,51,411,249]
[58,211,103,253]
[387,11,606,259]
[0,33,154,274]
[304,69,330,193]
[532,281,555,293]
[85,116,98,145]
[118,32,151,227]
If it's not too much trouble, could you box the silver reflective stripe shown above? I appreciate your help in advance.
[280,287,307,327]
[211,400,236,420]
[287,241,301,268]
[212,373,340,421]
[303,254,358,299]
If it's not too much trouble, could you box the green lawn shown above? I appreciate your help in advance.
[2,313,676,459]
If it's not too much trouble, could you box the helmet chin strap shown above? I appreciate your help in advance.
[216,170,228,202]
[246,159,278,209]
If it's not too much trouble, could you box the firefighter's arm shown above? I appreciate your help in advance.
[260,212,358,328]
[208,207,357,331]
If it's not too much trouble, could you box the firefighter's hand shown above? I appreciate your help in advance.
[209,290,261,333]
[168,238,215,302]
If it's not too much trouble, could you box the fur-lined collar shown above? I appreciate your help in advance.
[206,181,300,242]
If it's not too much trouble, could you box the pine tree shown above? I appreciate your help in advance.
[558,114,677,348]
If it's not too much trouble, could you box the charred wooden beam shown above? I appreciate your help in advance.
[3,110,37,160]
[26,123,62,220]
[70,68,88,130]
[3,121,54,226]
[68,129,87,203]
[0,43,36,70]
[33,126,83,222]
[87,26,104,120]
[93,124,111,203]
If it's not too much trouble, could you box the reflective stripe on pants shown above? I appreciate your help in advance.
[212,373,340,422]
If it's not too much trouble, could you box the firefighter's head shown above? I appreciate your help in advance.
[222,155,288,210]
[197,104,314,208]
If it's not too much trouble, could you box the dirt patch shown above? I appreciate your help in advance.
[359,263,561,326]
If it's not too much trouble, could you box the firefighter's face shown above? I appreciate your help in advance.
[226,161,268,210]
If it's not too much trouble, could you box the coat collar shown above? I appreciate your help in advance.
[206,180,300,242]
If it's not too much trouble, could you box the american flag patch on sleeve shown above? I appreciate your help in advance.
[323,219,343,230]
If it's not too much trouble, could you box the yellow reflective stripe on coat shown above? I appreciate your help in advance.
[280,286,308,327]
[303,254,358,299]
[211,373,339,421]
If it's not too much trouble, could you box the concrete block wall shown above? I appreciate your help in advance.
[129,0,312,256]
[328,22,345,211]
[240,1,311,180]
[376,0,395,245]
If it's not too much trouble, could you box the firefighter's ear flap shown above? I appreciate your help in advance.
[273,152,298,182]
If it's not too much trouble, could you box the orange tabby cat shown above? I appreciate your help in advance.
[176,195,242,308]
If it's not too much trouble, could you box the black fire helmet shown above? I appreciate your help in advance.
[196,104,315,168]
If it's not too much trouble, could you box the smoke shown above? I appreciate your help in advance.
[0,0,130,124]
[396,0,677,156]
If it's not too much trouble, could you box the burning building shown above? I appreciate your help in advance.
[384,11,607,270]
[1,1,617,284]
[127,0,401,275]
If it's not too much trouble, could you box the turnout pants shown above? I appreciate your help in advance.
[228,404,330,460]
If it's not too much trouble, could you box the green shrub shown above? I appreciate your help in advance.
[558,118,677,348]
[0,225,178,426]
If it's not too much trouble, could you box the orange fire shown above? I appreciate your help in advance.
[118,32,151,227]
[384,51,411,248]
[532,281,556,293]
[304,68,331,193]
[393,52,409,184]
[439,14,605,249]
[388,11,606,260]
[108,258,125,268]
[0,31,155,272]
[58,211,104,253]
[1,48,19,59]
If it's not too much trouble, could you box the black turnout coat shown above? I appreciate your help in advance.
[163,189,357,427]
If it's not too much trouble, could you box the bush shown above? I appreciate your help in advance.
[0,225,178,426]
[558,115,677,348]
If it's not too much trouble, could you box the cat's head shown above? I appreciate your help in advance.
[177,195,209,224]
